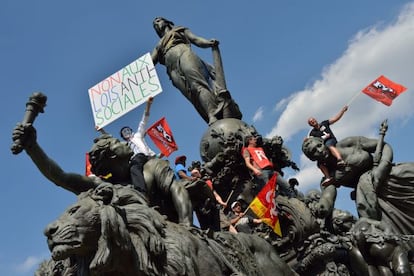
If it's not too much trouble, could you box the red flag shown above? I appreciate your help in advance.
[362,75,407,106]
[85,152,92,176]
[248,173,282,236]
[146,117,178,157]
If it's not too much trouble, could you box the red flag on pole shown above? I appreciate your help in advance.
[146,117,178,157]
[85,153,92,176]
[248,173,282,236]
[362,75,407,106]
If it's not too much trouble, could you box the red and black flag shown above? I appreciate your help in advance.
[362,75,407,106]
[146,117,178,157]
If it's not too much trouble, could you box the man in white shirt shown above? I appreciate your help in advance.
[120,97,163,194]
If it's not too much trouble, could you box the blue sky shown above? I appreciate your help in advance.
[2,1,414,275]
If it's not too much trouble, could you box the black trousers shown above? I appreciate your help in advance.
[130,153,148,193]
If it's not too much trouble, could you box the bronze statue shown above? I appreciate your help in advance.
[151,17,241,125]
[12,15,414,275]
[302,121,414,238]
[13,93,414,275]
[351,217,413,276]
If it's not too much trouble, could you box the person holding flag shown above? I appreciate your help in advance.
[307,105,348,186]
[120,96,164,194]
[228,200,263,234]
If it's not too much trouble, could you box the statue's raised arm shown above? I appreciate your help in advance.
[12,122,97,194]
[12,93,195,225]
[11,92,96,194]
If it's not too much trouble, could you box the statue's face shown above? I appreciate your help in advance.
[109,138,133,161]
[153,17,170,37]
[89,136,133,177]
[332,209,355,232]
[306,190,321,202]
[303,138,330,161]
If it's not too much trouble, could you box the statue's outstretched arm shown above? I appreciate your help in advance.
[185,29,218,48]
[12,123,96,194]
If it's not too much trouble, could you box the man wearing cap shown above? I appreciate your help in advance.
[174,155,194,181]
[228,200,262,234]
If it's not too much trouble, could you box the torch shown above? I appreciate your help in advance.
[11,92,47,155]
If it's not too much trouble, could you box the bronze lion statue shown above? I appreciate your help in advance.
[38,183,295,276]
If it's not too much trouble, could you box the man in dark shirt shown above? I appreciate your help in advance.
[308,105,348,185]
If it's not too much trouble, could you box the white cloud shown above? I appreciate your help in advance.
[267,2,414,199]
[14,254,47,274]
[267,2,414,142]
[252,106,264,123]
[285,155,322,192]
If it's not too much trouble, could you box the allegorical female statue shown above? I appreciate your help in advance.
[151,17,242,125]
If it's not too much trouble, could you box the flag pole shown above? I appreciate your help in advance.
[242,206,251,216]
[346,90,362,106]
[224,189,235,206]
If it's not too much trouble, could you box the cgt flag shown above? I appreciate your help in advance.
[146,117,178,157]
[362,75,407,106]
[248,173,282,236]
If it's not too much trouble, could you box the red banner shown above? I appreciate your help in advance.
[85,152,92,176]
[362,75,407,106]
[146,117,178,157]
[248,173,282,236]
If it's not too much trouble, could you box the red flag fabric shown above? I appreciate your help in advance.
[85,152,92,176]
[248,173,282,236]
[362,75,407,106]
[146,117,178,157]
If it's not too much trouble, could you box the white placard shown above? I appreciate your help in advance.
[88,52,162,129]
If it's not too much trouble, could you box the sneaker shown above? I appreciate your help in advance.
[322,177,333,187]
[337,160,346,167]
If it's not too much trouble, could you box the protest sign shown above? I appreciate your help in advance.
[88,52,162,129]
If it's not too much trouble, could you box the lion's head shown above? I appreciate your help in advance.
[44,195,102,261]
[43,183,166,275]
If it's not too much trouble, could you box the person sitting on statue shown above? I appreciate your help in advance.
[242,135,292,197]
[190,166,237,233]
[307,106,348,186]
[288,178,304,201]
[228,200,262,234]
[174,155,194,181]
[151,17,241,125]
[302,121,414,239]
[12,123,193,226]
[119,96,164,195]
